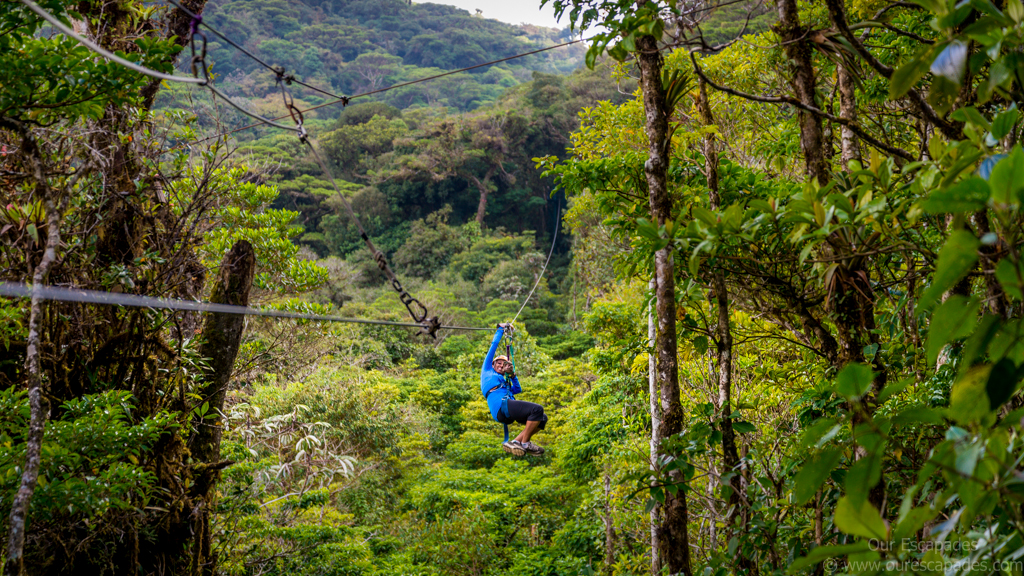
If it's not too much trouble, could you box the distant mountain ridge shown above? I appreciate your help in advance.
[192,0,584,114]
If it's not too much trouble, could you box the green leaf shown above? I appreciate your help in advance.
[986,357,1022,410]
[949,363,996,425]
[845,454,882,506]
[834,496,888,540]
[921,177,990,214]
[890,47,933,99]
[996,258,1023,300]
[989,144,1024,205]
[606,43,628,62]
[940,150,984,187]
[955,441,982,476]
[636,218,660,240]
[836,363,874,399]
[926,295,981,366]
[691,206,717,227]
[788,542,871,572]
[799,418,839,449]
[732,420,756,433]
[919,230,981,311]
[991,107,1019,139]
[893,406,945,425]
[793,448,843,504]
[893,506,938,541]
[951,106,991,131]
[961,314,1001,369]
[692,335,708,355]
[878,378,912,404]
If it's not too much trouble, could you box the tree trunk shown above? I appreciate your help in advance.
[776,0,828,183]
[4,131,61,576]
[603,473,617,575]
[699,76,749,570]
[698,76,741,500]
[186,240,255,575]
[838,64,861,169]
[468,167,497,226]
[648,278,661,576]
[635,28,692,576]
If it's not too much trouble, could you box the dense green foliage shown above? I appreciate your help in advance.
[18,0,1024,575]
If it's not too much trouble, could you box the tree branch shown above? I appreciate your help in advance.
[822,0,959,138]
[689,53,916,161]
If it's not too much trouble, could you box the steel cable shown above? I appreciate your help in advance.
[20,0,206,85]
[182,36,587,147]
[163,0,351,103]
[15,0,566,335]
[0,282,492,331]
[19,0,301,134]
[512,198,561,325]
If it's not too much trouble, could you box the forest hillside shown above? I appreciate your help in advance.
[7,1,1024,576]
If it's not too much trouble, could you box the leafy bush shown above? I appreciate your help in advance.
[0,388,174,564]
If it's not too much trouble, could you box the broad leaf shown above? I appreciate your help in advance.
[926,295,981,366]
[834,496,887,540]
[949,363,995,425]
[986,357,1022,410]
[992,107,1019,139]
[989,144,1024,205]
[836,363,874,399]
[996,258,1023,300]
[844,453,882,507]
[920,230,981,311]
[890,47,933,99]
[793,448,843,505]
[921,177,990,214]
[788,542,871,572]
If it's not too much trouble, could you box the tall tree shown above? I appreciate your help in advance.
[697,78,744,541]
[543,1,692,573]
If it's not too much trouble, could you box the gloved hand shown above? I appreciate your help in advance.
[497,322,514,331]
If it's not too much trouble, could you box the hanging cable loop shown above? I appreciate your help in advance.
[189,30,210,85]
[277,76,306,131]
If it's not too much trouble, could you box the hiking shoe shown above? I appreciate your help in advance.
[521,441,545,456]
[502,440,526,457]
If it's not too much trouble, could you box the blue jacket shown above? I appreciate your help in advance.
[481,327,521,421]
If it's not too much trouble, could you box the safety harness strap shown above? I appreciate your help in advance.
[502,395,511,443]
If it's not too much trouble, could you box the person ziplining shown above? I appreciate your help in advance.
[481,323,547,457]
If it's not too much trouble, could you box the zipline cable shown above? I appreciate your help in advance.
[511,198,561,325]
[162,0,348,103]
[18,0,565,334]
[271,71,444,336]
[19,0,301,133]
[20,0,456,335]
[20,0,205,85]
[183,36,587,147]
[0,282,492,332]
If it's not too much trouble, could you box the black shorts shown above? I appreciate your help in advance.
[496,400,547,430]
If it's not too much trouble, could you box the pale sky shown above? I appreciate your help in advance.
[421,0,566,29]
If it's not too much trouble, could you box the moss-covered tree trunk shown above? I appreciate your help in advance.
[185,240,255,575]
